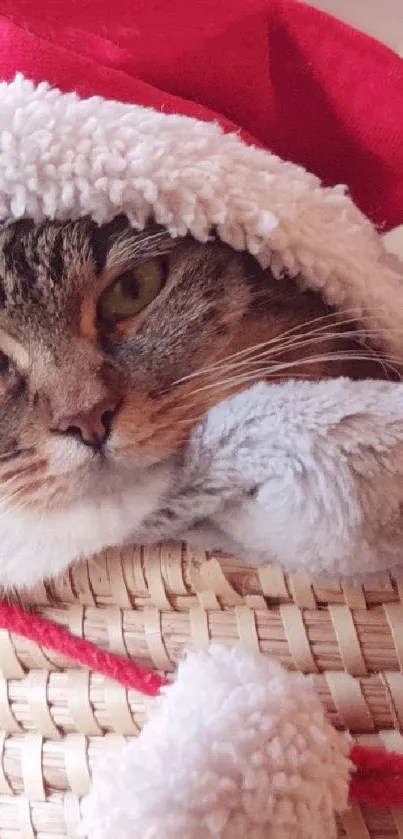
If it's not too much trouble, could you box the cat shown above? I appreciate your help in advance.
[0,214,389,588]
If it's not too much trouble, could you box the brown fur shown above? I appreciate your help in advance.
[0,214,389,514]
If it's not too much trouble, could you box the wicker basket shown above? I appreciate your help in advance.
[1,544,403,837]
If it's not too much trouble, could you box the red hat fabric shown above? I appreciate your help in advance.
[0,0,401,365]
[0,0,402,231]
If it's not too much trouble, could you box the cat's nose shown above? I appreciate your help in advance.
[54,399,119,448]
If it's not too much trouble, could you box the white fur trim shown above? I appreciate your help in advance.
[79,645,350,839]
[1,74,403,352]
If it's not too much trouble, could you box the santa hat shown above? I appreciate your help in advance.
[0,0,402,356]
[1,7,403,835]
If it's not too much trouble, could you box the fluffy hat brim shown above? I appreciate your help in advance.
[1,74,403,358]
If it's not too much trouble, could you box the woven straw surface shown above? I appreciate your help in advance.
[1,544,403,837]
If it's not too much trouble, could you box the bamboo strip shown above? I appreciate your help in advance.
[0,671,398,736]
[0,734,401,839]
[1,546,403,839]
[18,546,403,610]
[0,603,401,677]
[0,793,399,839]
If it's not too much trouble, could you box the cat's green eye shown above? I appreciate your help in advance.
[98,259,165,324]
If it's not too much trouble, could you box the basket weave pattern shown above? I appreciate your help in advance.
[1,544,403,837]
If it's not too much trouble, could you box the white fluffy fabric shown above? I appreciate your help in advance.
[139,378,403,578]
[1,74,403,353]
[79,645,350,839]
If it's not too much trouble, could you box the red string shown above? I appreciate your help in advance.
[349,744,403,806]
[351,743,403,774]
[0,602,167,696]
[2,601,403,805]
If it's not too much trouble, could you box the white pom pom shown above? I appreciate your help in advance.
[80,646,350,839]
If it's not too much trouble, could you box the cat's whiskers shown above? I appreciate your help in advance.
[187,329,398,378]
[0,485,32,514]
[0,460,48,512]
[235,332,402,372]
[166,331,403,397]
[210,319,402,373]
[0,447,35,463]
[176,351,403,403]
[174,371,334,427]
[167,309,403,390]
[168,312,351,386]
[354,334,403,381]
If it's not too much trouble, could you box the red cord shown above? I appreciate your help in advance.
[350,744,403,806]
[1,601,403,805]
[0,602,167,696]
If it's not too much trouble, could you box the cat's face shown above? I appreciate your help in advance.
[0,215,385,588]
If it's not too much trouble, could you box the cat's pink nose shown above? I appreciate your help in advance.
[54,399,118,449]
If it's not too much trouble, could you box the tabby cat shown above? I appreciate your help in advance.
[0,214,388,587]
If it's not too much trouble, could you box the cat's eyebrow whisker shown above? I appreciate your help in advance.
[107,231,174,272]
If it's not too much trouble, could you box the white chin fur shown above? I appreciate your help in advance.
[0,463,172,590]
